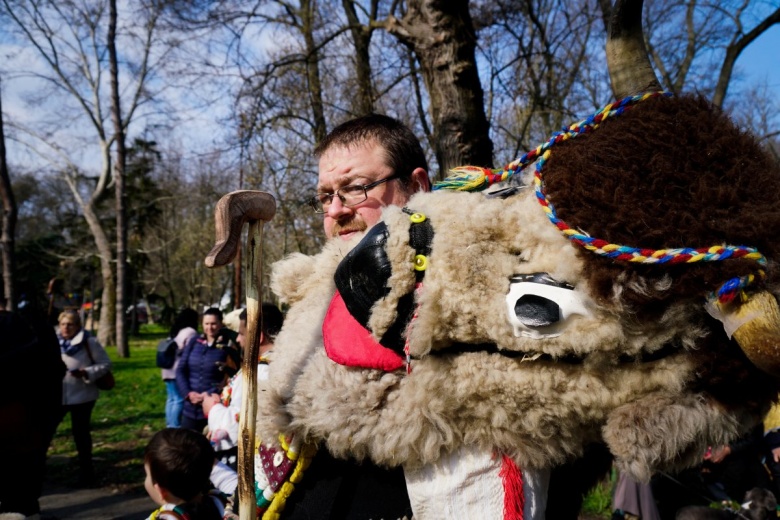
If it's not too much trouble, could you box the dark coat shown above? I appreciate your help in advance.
[175,328,238,421]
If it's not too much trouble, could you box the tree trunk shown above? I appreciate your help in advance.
[80,200,116,347]
[109,0,129,357]
[233,251,242,309]
[301,0,328,144]
[0,81,17,310]
[342,0,376,115]
[387,0,493,177]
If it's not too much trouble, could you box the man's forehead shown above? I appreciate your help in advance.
[318,140,390,184]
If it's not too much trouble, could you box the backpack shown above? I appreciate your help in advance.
[156,337,178,369]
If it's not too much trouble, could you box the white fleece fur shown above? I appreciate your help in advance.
[257,185,760,481]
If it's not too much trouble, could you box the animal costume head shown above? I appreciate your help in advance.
[258,0,780,485]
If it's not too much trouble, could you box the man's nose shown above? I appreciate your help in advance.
[326,196,353,219]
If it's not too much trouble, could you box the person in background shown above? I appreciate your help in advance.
[143,428,226,519]
[0,298,65,516]
[162,308,199,428]
[176,307,239,432]
[203,303,284,469]
[652,425,771,517]
[55,308,112,486]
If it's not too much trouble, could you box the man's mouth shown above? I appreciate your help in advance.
[332,221,368,240]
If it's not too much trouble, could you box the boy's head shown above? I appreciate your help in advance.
[143,428,214,505]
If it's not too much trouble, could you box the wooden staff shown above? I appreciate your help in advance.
[206,190,276,520]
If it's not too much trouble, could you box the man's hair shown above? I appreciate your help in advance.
[314,114,429,191]
[237,304,284,341]
[261,303,284,340]
[203,307,223,322]
[144,428,215,501]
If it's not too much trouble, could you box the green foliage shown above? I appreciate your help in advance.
[47,336,166,490]
[581,470,616,519]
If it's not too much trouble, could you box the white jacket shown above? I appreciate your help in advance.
[60,329,112,405]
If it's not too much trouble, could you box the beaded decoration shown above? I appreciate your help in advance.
[254,433,316,520]
[401,208,434,372]
[434,92,767,304]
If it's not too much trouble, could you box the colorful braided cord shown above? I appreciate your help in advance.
[435,92,767,303]
[435,92,670,192]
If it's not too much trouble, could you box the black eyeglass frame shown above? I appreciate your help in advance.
[309,172,404,213]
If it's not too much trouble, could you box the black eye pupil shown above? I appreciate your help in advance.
[514,295,561,328]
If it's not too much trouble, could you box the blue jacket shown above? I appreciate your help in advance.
[175,328,238,421]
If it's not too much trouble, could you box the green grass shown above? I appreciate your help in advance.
[47,333,168,491]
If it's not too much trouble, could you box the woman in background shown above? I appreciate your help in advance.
[55,309,111,486]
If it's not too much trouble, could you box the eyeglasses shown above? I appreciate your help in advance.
[309,172,402,213]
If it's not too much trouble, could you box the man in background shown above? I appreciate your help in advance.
[204,303,284,470]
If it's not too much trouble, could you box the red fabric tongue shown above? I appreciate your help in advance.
[323,291,404,371]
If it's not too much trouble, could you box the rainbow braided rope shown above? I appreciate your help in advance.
[435,92,670,192]
[436,92,767,304]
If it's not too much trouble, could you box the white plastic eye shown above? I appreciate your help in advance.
[505,273,592,339]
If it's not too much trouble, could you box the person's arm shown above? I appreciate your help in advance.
[82,336,112,382]
[176,340,194,398]
[207,377,242,444]
[210,460,238,496]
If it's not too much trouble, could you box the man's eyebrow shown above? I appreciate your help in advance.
[318,173,363,192]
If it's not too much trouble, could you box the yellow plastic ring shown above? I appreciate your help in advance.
[414,255,428,271]
[410,213,426,223]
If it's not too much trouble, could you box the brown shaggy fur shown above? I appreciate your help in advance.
[543,94,780,417]
[258,94,780,485]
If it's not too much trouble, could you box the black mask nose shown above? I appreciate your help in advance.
[514,294,561,328]
[334,222,392,328]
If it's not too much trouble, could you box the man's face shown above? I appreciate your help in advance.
[318,141,413,241]
[237,318,247,350]
[202,314,222,341]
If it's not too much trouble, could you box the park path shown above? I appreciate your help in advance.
[39,482,154,520]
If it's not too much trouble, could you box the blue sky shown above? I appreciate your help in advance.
[2,13,778,174]
[738,24,780,92]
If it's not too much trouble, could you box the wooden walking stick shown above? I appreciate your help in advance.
[206,190,276,520]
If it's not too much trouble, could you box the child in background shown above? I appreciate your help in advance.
[144,428,226,520]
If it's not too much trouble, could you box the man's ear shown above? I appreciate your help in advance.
[410,167,431,193]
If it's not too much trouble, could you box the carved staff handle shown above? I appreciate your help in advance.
[206,190,276,520]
